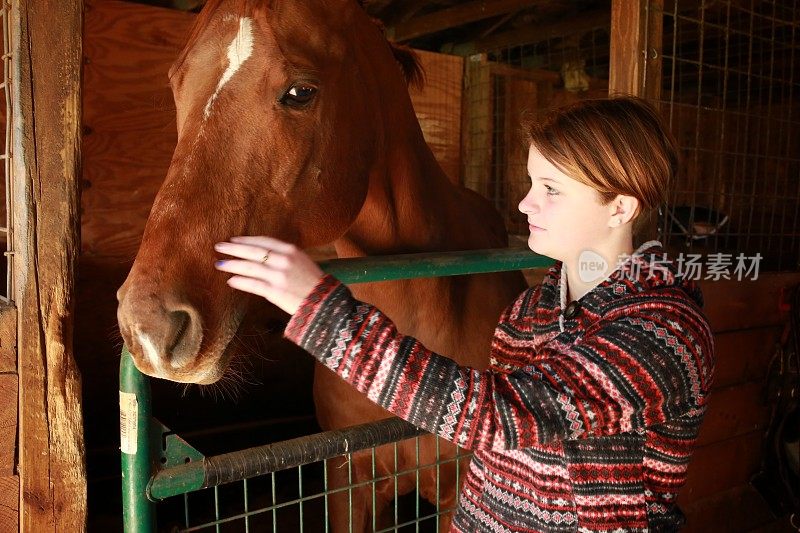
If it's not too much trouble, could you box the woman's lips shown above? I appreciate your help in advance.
[529,224,546,231]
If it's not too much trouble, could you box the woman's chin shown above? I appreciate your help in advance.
[527,235,544,253]
[528,237,558,261]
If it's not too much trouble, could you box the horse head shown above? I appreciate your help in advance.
[116,0,423,383]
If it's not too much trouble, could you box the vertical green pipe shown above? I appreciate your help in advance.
[120,348,157,532]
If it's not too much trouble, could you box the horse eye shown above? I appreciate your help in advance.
[281,84,317,108]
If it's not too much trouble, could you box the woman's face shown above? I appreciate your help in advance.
[518,145,616,263]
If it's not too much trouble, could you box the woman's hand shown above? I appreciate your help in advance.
[214,236,325,315]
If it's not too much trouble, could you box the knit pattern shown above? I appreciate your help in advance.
[285,241,715,532]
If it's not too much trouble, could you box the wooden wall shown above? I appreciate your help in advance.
[678,273,800,531]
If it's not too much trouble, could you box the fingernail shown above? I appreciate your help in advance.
[215,260,226,268]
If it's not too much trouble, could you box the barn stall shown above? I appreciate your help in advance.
[0,0,797,531]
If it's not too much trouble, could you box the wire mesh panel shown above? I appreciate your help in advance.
[656,0,799,271]
[409,49,464,187]
[0,0,12,302]
[459,0,799,272]
[461,2,612,236]
[154,437,471,532]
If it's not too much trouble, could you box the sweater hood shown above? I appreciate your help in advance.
[542,240,705,333]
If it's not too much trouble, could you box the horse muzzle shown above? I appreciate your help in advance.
[116,283,216,382]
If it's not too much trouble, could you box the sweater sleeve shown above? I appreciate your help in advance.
[285,274,715,452]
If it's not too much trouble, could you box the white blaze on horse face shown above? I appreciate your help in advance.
[203,17,254,119]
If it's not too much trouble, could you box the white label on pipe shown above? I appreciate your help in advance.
[119,391,138,455]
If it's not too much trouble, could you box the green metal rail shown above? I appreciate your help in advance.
[120,247,551,532]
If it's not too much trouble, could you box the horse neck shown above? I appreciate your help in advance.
[329,70,516,361]
[334,111,457,258]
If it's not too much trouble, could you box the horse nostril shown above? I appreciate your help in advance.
[165,307,203,369]
[168,310,190,354]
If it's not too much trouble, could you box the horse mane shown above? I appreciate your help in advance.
[171,0,424,89]
[360,9,424,88]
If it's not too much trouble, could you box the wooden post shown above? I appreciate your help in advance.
[461,53,493,198]
[11,0,85,531]
[609,0,663,99]
[502,77,537,235]
[609,0,664,243]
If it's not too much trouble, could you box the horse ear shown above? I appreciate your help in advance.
[388,42,425,89]
[353,2,426,89]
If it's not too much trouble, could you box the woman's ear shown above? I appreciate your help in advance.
[609,195,640,227]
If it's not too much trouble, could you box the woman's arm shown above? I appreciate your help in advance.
[286,274,715,452]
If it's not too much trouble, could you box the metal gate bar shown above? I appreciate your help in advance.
[148,416,426,500]
[121,247,550,532]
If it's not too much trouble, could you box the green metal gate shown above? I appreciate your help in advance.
[120,248,550,532]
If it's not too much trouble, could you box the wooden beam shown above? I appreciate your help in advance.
[609,0,664,242]
[461,54,493,197]
[609,0,663,99]
[371,0,399,19]
[478,10,519,40]
[449,9,610,56]
[488,63,560,83]
[389,0,534,42]
[381,0,428,27]
[12,0,85,530]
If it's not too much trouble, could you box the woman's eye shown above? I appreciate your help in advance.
[280,84,317,107]
[544,185,559,196]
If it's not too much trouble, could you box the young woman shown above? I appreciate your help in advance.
[214,96,715,532]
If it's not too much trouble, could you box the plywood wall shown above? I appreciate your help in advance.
[82,0,194,261]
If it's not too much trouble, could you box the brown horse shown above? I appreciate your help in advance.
[116,0,525,530]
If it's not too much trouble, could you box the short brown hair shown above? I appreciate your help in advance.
[522,96,679,233]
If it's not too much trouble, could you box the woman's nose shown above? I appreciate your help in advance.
[518,189,539,215]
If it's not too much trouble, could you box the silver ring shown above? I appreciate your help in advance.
[261,250,271,264]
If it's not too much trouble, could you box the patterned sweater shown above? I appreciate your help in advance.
[284,240,715,532]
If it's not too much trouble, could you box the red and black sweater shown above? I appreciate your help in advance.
[285,240,715,532]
